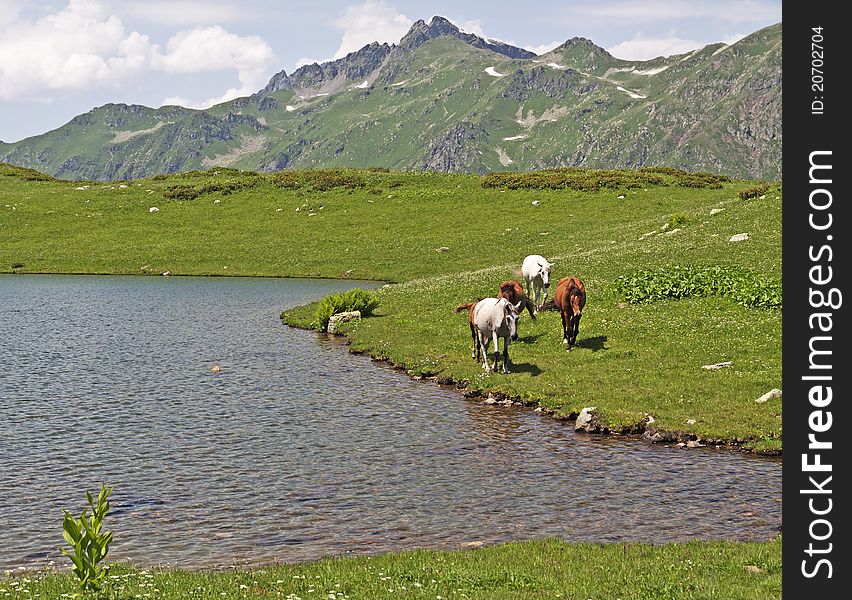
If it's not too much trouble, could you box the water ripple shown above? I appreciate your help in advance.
[0,275,781,570]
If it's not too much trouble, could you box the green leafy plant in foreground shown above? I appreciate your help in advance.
[60,483,114,593]
[315,288,380,330]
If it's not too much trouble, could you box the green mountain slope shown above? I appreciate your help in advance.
[0,19,781,180]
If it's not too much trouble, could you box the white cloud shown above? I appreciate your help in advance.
[0,0,24,28]
[524,41,562,56]
[567,0,780,23]
[0,0,276,106]
[151,25,275,103]
[331,0,411,59]
[0,0,141,100]
[721,32,749,46]
[450,17,485,37]
[294,57,325,69]
[607,35,705,61]
[118,1,250,27]
[160,95,193,107]
[290,1,411,71]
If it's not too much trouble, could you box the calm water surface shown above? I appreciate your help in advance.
[0,275,781,570]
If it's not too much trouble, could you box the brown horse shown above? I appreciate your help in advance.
[497,280,537,320]
[553,276,586,351]
[455,280,535,361]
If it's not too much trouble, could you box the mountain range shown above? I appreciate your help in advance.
[0,16,781,181]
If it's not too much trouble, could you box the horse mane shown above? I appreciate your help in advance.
[565,277,586,307]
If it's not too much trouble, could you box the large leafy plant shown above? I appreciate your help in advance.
[60,483,114,592]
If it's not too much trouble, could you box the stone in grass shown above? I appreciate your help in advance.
[531,200,541,206]
[327,310,361,334]
[755,388,782,403]
[702,361,733,370]
[435,246,450,252]
[729,233,749,242]
[149,206,160,213]
[710,208,725,215]
[575,406,602,432]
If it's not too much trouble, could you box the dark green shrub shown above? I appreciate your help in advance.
[272,169,366,191]
[739,183,771,200]
[641,167,730,188]
[162,171,264,200]
[481,168,668,191]
[315,289,380,330]
[480,167,730,192]
[616,266,781,310]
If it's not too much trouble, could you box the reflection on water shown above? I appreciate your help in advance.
[0,275,780,570]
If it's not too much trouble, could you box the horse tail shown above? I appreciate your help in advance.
[455,302,477,314]
[538,299,557,312]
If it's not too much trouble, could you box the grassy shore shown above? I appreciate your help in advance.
[1,164,782,596]
[1,164,782,451]
[2,537,782,599]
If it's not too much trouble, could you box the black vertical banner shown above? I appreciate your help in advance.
[783,2,849,597]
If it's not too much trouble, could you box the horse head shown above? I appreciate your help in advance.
[566,282,586,349]
[569,285,585,317]
[540,261,553,300]
[503,300,523,341]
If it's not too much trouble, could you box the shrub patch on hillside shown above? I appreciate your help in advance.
[161,169,265,200]
[315,288,380,331]
[738,183,771,200]
[481,167,730,192]
[616,266,781,310]
[273,169,366,192]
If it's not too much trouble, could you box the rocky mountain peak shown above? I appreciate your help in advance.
[398,15,536,59]
[547,36,619,71]
[262,41,392,93]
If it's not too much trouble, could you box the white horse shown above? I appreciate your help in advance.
[473,297,522,374]
[521,254,554,309]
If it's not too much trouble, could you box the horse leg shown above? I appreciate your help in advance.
[479,333,491,371]
[492,331,500,372]
[469,322,479,361]
[560,310,569,347]
[568,317,579,351]
[502,336,510,374]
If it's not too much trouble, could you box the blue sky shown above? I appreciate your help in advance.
[0,0,781,143]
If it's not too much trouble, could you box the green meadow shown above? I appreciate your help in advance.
[1,164,782,451]
[1,538,782,600]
